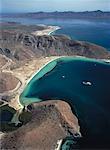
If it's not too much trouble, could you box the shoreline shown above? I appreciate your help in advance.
[1,55,109,110]
[32,25,61,36]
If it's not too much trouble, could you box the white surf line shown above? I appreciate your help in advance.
[101,59,110,63]
[48,26,61,35]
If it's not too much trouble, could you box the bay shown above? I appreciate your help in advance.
[20,57,110,143]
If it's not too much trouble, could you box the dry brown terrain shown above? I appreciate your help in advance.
[0,54,8,68]
[0,72,20,93]
[1,100,81,150]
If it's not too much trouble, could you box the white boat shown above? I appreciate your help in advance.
[82,81,92,86]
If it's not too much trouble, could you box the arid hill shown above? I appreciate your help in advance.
[1,100,81,150]
[0,30,110,65]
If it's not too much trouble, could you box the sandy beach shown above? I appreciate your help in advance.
[32,25,61,36]
[5,56,60,110]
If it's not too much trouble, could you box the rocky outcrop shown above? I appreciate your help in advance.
[1,100,81,150]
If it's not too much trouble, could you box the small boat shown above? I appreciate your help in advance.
[82,81,92,86]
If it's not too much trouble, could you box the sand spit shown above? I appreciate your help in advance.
[32,25,61,36]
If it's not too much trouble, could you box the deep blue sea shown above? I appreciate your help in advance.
[1,17,110,50]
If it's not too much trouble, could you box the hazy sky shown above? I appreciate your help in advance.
[1,0,110,13]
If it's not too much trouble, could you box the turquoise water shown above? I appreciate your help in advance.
[1,17,110,50]
[20,57,110,144]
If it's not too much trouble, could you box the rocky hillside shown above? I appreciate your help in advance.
[0,30,110,64]
[1,100,81,150]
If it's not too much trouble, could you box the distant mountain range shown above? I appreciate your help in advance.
[2,10,110,19]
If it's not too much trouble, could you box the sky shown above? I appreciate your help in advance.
[1,0,110,13]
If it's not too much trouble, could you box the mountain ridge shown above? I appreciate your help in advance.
[2,10,110,19]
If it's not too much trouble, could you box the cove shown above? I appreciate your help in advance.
[20,56,110,147]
